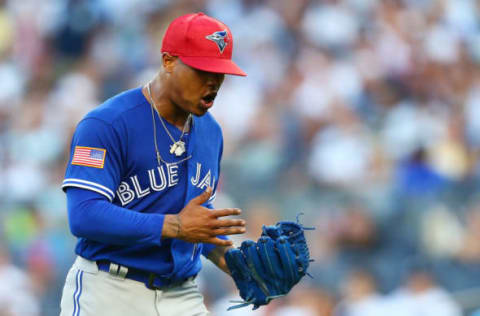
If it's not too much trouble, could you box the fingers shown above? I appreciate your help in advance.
[211,208,242,218]
[204,237,234,247]
[225,248,251,279]
[211,218,245,228]
[212,227,246,236]
[257,236,284,292]
[190,186,213,205]
[275,237,299,285]
[208,213,246,236]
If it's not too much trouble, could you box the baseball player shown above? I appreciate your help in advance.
[59,13,247,316]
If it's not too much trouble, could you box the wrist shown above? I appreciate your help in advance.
[163,214,181,239]
[208,245,234,275]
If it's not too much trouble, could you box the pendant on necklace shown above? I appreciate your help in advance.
[170,141,186,157]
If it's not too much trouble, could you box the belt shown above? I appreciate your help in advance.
[96,260,195,290]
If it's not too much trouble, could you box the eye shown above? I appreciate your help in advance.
[194,68,208,76]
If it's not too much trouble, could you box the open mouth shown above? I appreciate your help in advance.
[202,92,217,103]
[200,92,217,108]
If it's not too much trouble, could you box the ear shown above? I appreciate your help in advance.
[162,53,178,74]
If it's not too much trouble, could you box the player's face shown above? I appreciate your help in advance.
[169,59,225,116]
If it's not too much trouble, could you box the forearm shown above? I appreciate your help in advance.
[67,187,166,246]
[207,245,233,275]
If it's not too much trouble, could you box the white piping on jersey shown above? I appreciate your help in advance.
[190,243,198,261]
[62,182,113,202]
[63,178,115,199]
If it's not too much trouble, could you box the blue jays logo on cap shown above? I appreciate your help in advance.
[206,30,228,53]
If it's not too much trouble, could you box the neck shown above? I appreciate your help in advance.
[143,77,190,129]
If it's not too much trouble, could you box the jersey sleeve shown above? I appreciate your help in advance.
[62,118,123,202]
[67,187,164,246]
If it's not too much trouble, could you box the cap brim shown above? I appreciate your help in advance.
[179,56,247,76]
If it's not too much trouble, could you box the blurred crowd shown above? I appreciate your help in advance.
[1,0,480,315]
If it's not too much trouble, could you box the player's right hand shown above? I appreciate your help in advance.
[164,187,246,246]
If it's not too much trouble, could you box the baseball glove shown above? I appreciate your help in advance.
[225,214,314,310]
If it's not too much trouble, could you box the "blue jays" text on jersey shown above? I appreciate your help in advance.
[62,87,224,281]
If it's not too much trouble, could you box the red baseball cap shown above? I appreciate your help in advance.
[161,12,246,76]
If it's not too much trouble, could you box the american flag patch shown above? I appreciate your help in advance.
[71,146,106,168]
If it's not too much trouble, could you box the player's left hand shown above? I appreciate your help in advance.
[225,216,314,310]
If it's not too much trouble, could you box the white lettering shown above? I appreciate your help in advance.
[149,166,167,191]
[116,181,135,206]
[130,175,150,198]
[197,170,212,190]
[190,162,202,186]
[167,164,179,187]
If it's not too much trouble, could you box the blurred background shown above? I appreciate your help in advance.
[1,0,480,315]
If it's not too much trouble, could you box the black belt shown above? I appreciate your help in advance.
[96,260,195,290]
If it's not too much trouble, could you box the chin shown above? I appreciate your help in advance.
[191,106,209,116]
[194,110,209,117]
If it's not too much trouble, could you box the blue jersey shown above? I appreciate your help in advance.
[62,87,223,280]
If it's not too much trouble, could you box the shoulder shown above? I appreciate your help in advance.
[84,87,148,125]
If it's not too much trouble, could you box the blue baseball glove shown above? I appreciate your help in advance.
[224,215,314,310]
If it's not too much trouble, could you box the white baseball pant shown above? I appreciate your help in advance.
[59,256,209,316]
